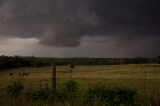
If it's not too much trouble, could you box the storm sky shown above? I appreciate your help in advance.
[0,0,160,57]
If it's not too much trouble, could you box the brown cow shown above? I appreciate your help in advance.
[18,72,22,76]
[9,73,13,76]
[22,72,29,76]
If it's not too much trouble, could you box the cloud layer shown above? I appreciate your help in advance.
[0,0,160,47]
[0,0,160,57]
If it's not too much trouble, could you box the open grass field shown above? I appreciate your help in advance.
[0,64,160,95]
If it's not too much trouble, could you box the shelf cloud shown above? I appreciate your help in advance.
[0,0,160,57]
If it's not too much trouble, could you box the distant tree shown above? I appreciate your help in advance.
[157,56,160,64]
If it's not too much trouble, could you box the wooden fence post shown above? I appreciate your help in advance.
[52,64,56,92]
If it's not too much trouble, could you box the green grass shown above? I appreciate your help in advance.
[0,64,160,95]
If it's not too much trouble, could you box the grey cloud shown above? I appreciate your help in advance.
[0,0,160,48]
[62,36,160,58]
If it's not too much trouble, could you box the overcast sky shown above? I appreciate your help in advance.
[0,0,160,57]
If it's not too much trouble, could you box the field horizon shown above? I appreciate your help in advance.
[0,64,160,94]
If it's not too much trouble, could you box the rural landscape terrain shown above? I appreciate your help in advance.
[0,0,160,105]
[0,56,160,106]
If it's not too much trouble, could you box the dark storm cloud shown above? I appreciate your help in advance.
[0,0,160,47]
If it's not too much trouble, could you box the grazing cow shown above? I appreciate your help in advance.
[22,72,29,76]
[68,64,75,73]
[68,64,75,69]
[18,72,22,76]
[9,73,13,77]
[70,64,75,68]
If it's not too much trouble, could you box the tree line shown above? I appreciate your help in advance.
[0,55,159,71]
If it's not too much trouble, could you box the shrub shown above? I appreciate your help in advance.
[62,80,78,93]
[149,92,160,106]
[84,84,138,106]
[61,80,79,102]
[84,83,109,105]
[110,87,137,106]
[7,81,24,97]
[30,90,49,101]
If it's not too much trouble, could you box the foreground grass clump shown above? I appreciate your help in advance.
[7,81,24,97]
[0,80,160,106]
[61,80,79,100]
[30,90,49,101]
[26,80,80,105]
[84,83,137,106]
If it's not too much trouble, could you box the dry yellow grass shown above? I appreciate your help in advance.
[0,64,160,94]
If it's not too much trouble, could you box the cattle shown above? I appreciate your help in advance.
[22,72,29,76]
[69,64,75,68]
[68,64,75,73]
[18,72,22,76]
[9,73,14,77]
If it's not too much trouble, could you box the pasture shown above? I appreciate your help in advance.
[0,64,160,95]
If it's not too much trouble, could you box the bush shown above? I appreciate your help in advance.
[30,90,49,101]
[84,84,137,106]
[7,81,24,97]
[149,92,160,106]
[61,80,79,102]
[84,83,109,105]
[110,87,137,106]
[62,80,78,93]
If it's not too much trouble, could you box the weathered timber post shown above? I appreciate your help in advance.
[144,71,147,105]
[144,71,146,96]
[52,64,56,92]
